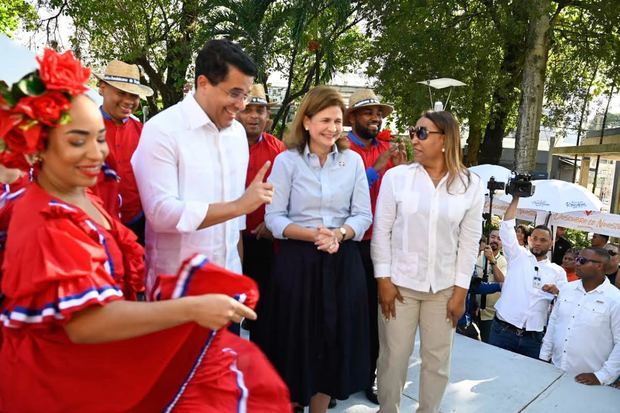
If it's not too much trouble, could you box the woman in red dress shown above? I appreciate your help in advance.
[0,49,289,413]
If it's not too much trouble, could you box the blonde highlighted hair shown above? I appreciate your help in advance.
[422,110,471,193]
[284,86,349,153]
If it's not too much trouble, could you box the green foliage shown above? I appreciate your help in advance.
[564,227,590,250]
[37,0,371,121]
[364,0,620,166]
[0,0,38,35]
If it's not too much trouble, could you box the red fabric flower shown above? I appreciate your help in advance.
[37,49,91,96]
[13,91,71,127]
[3,122,46,154]
[377,129,393,142]
[0,110,23,138]
[0,149,30,170]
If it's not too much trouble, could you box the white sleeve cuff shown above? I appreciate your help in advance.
[374,263,391,279]
[176,201,209,232]
[455,272,472,289]
[594,370,613,386]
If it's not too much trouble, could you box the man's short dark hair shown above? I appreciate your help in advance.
[582,247,611,264]
[593,233,610,242]
[532,225,552,238]
[195,39,257,87]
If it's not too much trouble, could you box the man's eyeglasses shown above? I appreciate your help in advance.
[575,256,603,265]
[218,85,251,104]
[408,126,444,140]
[605,250,617,257]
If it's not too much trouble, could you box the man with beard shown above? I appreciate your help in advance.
[345,88,405,404]
[540,247,620,386]
[475,229,507,342]
[489,195,567,358]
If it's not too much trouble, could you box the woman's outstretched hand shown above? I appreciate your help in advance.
[188,294,257,330]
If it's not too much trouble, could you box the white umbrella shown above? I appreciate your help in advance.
[514,179,602,214]
[469,164,512,191]
[0,33,37,84]
[0,34,103,107]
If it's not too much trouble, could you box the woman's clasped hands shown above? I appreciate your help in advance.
[314,225,340,254]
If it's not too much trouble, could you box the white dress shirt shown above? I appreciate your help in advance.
[265,146,372,240]
[495,219,567,331]
[540,278,620,385]
[131,94,248,292]
[371,164,484,292]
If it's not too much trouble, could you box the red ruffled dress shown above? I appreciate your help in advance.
[0,184,290,412]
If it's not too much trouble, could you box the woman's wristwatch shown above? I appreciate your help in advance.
[337,227,346,243]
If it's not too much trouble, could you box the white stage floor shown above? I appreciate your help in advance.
[329,333,619,413]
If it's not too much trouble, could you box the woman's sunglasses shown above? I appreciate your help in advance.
[575,256,602,265]
[408,126,444,141]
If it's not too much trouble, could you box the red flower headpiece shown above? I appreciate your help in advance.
[0,48,91,170]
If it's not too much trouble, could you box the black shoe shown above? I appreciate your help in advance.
[328,398,337,409]
[293,406,304,413]
[365,387,379,405]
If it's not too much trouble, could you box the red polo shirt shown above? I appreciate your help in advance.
[347,131,394,241]
[94,111,143,224]
[245,132,285,234]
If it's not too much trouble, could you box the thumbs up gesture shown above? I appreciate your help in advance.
[237,161,274,214]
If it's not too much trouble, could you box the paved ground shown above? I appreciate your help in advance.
[318,334,620,413]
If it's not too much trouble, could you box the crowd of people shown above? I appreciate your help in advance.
[465,199,620,390]
[0,38,618,413]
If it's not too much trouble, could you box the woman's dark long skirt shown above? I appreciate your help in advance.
[253,239,370,406]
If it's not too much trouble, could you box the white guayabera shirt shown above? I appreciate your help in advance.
[540,278,620,385]
[132,94,248,294]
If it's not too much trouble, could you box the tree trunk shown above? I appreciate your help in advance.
[467,70,485,166]
[477,44,524,164]
[478,2,527,165]
[513,0,552,173]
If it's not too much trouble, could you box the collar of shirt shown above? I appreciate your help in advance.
[183,93,219,131]
[303,143,339,159]
[574,277,611,295]
[348,131,378,148]
[100,107,129,124]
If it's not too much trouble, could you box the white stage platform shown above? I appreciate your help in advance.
[329,334,619,413]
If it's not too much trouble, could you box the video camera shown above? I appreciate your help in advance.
[486,173,535,198]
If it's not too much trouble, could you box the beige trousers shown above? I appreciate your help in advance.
[377,286,455,413]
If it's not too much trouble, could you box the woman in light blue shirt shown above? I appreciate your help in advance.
[254,86,372,413]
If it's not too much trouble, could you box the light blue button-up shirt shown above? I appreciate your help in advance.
[265,144,372,241]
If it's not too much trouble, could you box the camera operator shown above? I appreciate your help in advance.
[475,229,506,342]
[489,194,567,359]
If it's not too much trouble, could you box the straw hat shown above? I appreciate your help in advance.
[95,60,154,99]
[344,88,393,126]
[247,84,276,106]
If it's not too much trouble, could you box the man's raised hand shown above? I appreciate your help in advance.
[238,161,274,214]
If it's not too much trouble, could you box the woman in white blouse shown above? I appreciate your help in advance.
[255,86,372,413]
[371,111,483,413]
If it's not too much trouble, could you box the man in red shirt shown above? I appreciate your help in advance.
[94,60,153,244]
[345,88,405,404]
[237,84,285,335]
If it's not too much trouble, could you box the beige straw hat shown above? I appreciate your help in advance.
[344,89,393,126]
[95,60,154,99]
[247,84,276,106]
